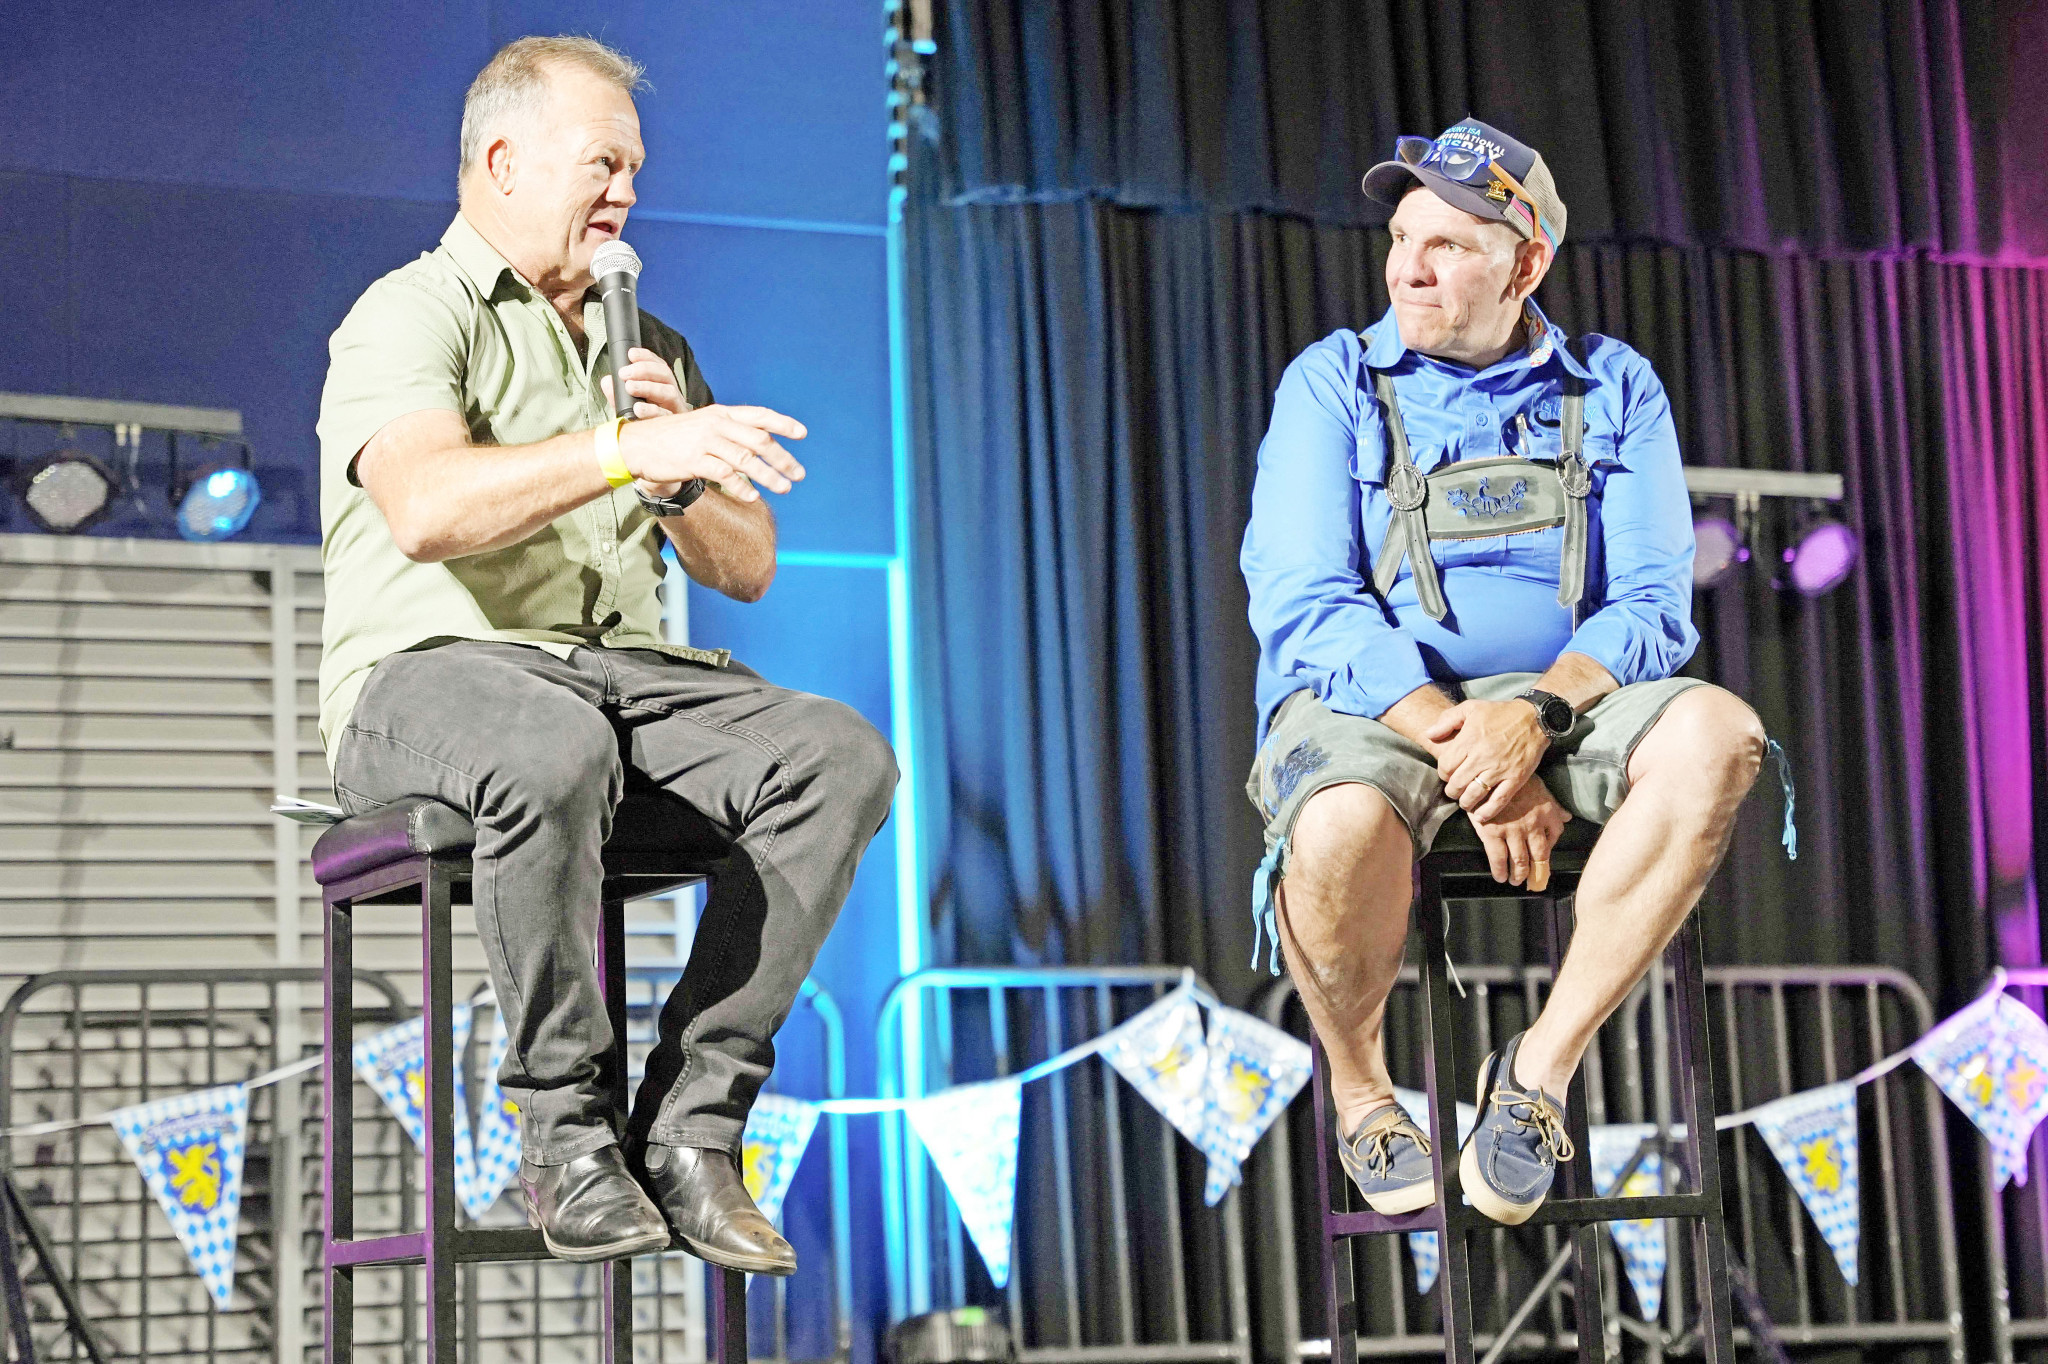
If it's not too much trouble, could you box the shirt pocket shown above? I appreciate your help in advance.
[1350,431,1400,580]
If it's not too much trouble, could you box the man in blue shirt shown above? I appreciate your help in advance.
[1241,120,1768,1225]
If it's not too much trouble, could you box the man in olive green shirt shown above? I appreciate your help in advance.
[317,36,896,1273]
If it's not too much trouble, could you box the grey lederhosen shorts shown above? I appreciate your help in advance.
[1243,672,1712,973]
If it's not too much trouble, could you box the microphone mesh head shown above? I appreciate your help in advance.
[591,240,642,280]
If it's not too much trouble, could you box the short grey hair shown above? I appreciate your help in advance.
[459,35,647,175]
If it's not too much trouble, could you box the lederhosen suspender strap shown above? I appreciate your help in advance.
[1367,334,1592,623]
[1369,368,1448,618]
[1555,340,1591,614]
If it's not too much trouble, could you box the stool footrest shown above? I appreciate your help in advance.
[1515,1192,1715,1226]
[328,1227,552,1270]
[1327,1191,1717,1242]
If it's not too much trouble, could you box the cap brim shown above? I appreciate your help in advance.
[1360,160,1512,226]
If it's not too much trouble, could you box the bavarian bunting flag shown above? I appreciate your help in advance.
[1750,1081,1860,1285]
[906,1077,1024,1289]
[109,1084,250,1309]
[742,1093,823,1225]
[352,1006,477,1204]
[1098,990,1210,1146]
[1196,1006,1311,1205]
[467,1006,521,1218]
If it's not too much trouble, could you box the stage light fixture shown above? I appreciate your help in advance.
[171,437,262,543]
[1781,518,1859,598]
[1691,513,1746,589]
[16,448,117,534]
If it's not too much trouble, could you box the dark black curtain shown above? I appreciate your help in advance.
[936,0,2048,260]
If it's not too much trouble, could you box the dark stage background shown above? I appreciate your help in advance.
[906,0,2048,1352]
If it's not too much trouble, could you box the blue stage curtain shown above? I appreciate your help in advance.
[933,0,2048,262]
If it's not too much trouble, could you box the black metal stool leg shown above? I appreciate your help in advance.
[1669,916,1735,1361]
[422,863,460,1362]
[1310,1032,1359,1364]
[712,1264,748,1364]
[598,899,634,1363]
[1543,891,1606,1364]
[1417,872,1476,1364]
[322,887,355,1364]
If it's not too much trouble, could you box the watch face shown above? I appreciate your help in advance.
[1541,697,1574,734]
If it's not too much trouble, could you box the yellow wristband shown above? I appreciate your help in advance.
[594,416,633,488]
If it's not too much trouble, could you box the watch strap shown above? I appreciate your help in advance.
[635,478,706,518]
[1518,688,1576,740]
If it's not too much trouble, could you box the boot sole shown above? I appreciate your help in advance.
[678,1231,798,1278]
[537,1223,673,1263]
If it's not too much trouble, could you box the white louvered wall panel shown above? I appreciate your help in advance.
[0,533,333,988]
[0,533,694,1002]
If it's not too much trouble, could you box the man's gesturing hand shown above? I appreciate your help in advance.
[1471,781,1572,891]
[617,400,808,504]
[1426,698,1552,820]
[600,347,694,421]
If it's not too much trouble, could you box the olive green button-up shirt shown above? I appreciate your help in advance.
[316,213,728,766]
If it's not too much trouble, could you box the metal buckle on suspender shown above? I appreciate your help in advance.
[1387,462,1427,513]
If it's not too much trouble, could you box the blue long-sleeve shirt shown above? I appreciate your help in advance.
[1242,302,1699,743]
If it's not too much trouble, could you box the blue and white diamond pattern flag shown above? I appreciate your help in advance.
[1751,1081,1860,1285]
[1391,1087,1474,1297]
[743,1094,823,1226]
[1197,1006,1312,1205]
[466,1006,521,1218]
[906,1077,1024,1288]
[353,1006,476,1203]
[1099,990,1210,1145]
[1590,1124,1669,1320]
[1911,991,2048,1190]
[1988,994,2048,1188]
[110,1084,250,1309]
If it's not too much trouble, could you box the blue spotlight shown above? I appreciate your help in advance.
[172,438,261,542]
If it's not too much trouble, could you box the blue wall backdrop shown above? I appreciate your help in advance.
[0,3,902,1354]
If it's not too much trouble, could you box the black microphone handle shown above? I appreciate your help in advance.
[600,272,642,419]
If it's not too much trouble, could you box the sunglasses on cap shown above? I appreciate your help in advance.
[1396,135,1556,249]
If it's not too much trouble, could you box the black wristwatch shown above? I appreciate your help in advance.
[634,478,706,518]
[1518,688,1576,742]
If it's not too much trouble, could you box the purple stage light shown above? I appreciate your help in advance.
[1785,520,1858,597]
[1692,514,1743,588]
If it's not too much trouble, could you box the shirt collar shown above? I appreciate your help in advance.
[441,213,527,300]
[1360,298,1593,381]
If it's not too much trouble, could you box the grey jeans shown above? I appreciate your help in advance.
[331,641,898,1164]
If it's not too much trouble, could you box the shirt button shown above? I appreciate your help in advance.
[1474,412,1491,427]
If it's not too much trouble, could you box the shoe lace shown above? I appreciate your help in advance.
[1489,1085,1576,1163]
[1350,1111,1430,1178]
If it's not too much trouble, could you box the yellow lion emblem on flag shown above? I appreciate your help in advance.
[164,1141,224,1212]
[1797,1133,1843,1194]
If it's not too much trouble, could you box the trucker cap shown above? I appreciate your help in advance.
[1361,117,1566,249]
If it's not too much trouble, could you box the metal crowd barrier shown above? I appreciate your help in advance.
[0,966,852,1364]
[1252,963,1964,1362]
[877,967,1252,1364]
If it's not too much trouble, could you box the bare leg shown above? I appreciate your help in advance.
[1513,687,1767,1096]
[1274,783,1416,1135]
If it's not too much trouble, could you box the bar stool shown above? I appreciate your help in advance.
[1308,813,1735,1364]
[315,790,751,1364]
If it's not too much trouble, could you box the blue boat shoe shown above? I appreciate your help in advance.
[1458,1031,1576,1225]
[1338,1102,1437,1214]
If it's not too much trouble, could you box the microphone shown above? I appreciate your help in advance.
[592,240,643,420]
